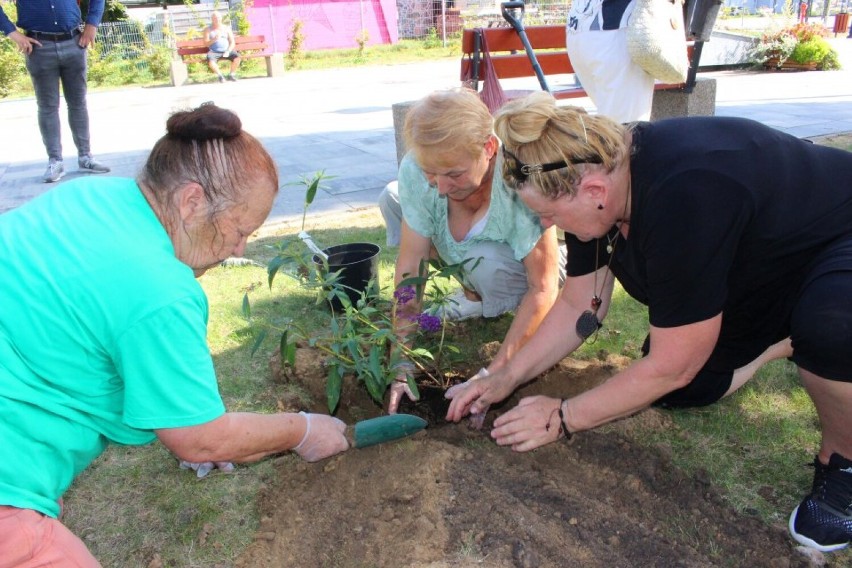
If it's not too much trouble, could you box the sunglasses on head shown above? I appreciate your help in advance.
[501,147,602,186]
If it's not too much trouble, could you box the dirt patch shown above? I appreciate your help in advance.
[242,350,816,568]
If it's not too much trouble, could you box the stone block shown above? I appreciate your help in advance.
[170,59,188,87]
[392,100,416,165]
[266,53,285,78]
[650,77,717,121]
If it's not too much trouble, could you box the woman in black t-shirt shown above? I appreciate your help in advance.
[445,91,852,554]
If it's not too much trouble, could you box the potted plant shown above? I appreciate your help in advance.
[750,22,841,71]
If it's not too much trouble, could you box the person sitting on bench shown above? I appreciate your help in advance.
[204,12,241,82]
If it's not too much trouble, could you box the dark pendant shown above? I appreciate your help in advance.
[576,310,601,340]
[591,296,602,310]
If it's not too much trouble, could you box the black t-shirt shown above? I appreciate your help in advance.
[566,116,852,370]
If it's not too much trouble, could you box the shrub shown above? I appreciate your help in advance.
[287,19,305,69]
[818,48,841,71]
[423,27,442,49]
[355,29,369,59]
[787,22,827,43]
[231,0,253,36]
[789,38,831,65]
[0,0,26,98]
[80,0,128,23]
[0,40,25,98]
[749,30,797,65]
[142,44,174,81]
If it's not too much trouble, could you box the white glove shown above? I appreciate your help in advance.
[445,367,490,429]
[293,412,350,462]
[179,460,235,478]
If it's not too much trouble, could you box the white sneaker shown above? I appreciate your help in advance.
[78,155,110,174]
[428,289,483,321]
[43,159,65,183]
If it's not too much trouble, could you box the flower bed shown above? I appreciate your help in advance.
[750,22,841,71]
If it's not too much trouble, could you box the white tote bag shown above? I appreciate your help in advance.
[626,0,690,84]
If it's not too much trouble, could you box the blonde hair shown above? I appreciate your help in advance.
[494,92,628,198]
[403,88,493,166]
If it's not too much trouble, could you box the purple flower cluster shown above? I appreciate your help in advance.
[393,285,416,306]
[416,313,442,333]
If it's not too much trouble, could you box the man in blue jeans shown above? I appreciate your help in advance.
[1,0,110,183]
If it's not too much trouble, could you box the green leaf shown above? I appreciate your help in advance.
[249,329,268,357]
[363,371,384,403]
[279,331,297,367]
[305,175,319,206]
[242,293,251,320]
[326,364,342,414]
[346,338,361,359]
[407,374,420,400]
[397,275,429,289]
[285,341,297,367]
[267,255,286,288]
[368,345,383,381]
[409,347,434,360]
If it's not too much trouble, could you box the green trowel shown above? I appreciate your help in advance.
[346,414,428,448]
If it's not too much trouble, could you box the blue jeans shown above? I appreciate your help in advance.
[25,37,90,161]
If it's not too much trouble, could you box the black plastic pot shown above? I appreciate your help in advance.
[313,243,381,311]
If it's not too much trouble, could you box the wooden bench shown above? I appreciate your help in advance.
[460,25,712,117]
[169,34,285,87]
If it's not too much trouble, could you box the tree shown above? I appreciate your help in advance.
[80,0,129,23]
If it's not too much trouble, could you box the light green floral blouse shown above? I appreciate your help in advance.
[397,152,545,264]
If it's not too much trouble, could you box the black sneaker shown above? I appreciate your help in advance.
[789,453,852,552]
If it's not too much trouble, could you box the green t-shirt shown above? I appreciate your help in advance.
[0,178,225,517]
[397,152,545,264]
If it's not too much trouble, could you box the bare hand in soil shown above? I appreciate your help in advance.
[445,368,515,424]
[387,372,419,414]
[491,396,564,451]
[179,460,235,478]
[293,412,350,462]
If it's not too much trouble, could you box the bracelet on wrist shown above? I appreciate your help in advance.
[558,399,573,441]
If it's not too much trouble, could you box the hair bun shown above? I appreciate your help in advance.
[166,102,242,141]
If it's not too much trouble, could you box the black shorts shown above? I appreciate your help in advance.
[649,235,852,409]
[641,335,734,409]
[788,236,852,383]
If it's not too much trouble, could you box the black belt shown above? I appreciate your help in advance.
[25,28,81,42]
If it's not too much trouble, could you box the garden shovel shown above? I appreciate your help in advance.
[346,414,427,449]
[298,230,328,261]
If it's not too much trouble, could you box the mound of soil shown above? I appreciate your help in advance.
[244,349,813,567]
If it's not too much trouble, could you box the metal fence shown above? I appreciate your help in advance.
[96,20,152,57]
